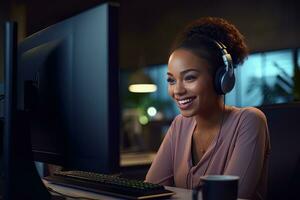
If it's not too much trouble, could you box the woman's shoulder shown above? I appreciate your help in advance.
[227,106,268,135]
[230,106,267,123]
[228,106,270,148]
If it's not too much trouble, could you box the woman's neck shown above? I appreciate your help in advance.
[194,100,225,130]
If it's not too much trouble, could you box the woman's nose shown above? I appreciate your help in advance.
[174,81,186,95]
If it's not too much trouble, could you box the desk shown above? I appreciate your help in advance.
[44,180,247,200]
[44,179,193,200]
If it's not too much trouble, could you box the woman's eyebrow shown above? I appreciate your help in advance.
[167,69,200,76]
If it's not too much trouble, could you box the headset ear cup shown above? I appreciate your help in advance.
[214,67,226,95]
[214,67,235,95]
[222,70,235,94]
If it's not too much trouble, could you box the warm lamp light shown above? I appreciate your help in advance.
[128,70,157,93]
[128,84,157,93]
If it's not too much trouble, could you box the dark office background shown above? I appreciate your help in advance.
[0,0,300,71]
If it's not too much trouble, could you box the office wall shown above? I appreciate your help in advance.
[3,0,300,70]
[118,0,300,68]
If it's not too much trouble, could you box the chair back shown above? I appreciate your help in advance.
[259,103,300,200]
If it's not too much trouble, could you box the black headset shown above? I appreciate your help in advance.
[213,40,235,95]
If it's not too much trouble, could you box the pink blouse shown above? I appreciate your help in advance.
[145,106,271,200]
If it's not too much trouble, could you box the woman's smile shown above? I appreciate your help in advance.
[176,96,197,110]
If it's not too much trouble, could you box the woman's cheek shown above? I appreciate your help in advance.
[168,85,173,98]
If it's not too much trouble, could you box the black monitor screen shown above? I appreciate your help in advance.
[17,3,120,173]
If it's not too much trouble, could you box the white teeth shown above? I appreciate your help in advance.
[178,98,193,105]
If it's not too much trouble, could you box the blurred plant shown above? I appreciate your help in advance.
[246,61,294,105]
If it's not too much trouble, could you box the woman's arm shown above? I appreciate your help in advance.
[145,118,178,186]
[224,108,270,199]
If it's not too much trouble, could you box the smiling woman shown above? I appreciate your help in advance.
[145,17,271,200]
[167,49,215,117]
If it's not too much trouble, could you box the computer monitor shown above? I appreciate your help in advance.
[17,3,120,173]
[3,3,119,199]
[3,20,52,200]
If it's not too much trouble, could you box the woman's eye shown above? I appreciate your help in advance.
[167,78,176,85]
[185,75,196,81]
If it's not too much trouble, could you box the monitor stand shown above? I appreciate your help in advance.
[3,111,52,200]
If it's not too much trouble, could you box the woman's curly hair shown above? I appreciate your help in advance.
[172,17,249,67]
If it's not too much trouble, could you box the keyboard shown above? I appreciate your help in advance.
[44,170,175,199]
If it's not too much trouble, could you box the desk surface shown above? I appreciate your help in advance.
[44,180,247,200]
[44,179,194,200]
